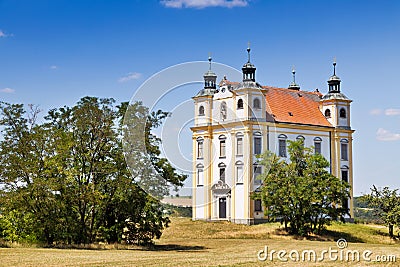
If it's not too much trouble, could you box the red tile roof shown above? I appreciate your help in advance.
[263,86,332,127]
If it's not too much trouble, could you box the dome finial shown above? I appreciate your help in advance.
[247,41,251,63]
[327,57,341,93]
[288,65,300,90]
[208,52,212,70]
[292,65,296,83]
[333,57,337,76]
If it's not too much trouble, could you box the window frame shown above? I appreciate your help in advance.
[219,135,226,158]
[197,137,204,159]
[218,162,226,183]
[196,163,204,186]
[340,108,346,118]
[314,137,322,155]
[325,109,331,118]
[198,105,205,116]
[341,166,349,183]
[253,98,261,109]
[340,139,349,161]
[237,98,244,110]
[278,134,287,158]
[253,132,262,155]
[253,164,262,185]
[236,161,244,184]
[236,132,243,156]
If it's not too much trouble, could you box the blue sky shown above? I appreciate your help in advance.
[1,0,400,196]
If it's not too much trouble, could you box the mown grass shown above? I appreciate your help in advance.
[0,218,399,266]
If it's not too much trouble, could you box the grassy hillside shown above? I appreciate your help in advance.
[0,218,399,266]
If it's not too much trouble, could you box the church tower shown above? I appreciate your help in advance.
[320,60,354,218]
[192,56,218,221]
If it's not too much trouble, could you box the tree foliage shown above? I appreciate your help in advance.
[362,186,400,238]
[0,98,186,245]
[255,139,351,236]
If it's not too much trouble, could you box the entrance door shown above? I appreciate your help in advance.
[219,197,226,218]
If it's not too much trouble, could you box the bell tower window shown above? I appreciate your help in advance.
[237,99,244,109]
[253,98,261,109]
[340,108,346,118]
[199,105,205,116]
[325,109,331,118]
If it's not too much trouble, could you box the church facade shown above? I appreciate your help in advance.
[191,48,354,225]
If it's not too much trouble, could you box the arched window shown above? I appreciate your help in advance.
[237,99,244,109]
[254,132,262,155]
[340,165,349,210]
[196,137,204,159]
[278,134,287,157]
[296,135,305,147]
[325,109,331,118]
[196,163,204,186]
[220,101,227,120]
[218,162,226,182]
[340,139,348,161]
[219,135,226,158]
[314,137,322,154]
[253,164,262,185]
[236,132,244,156]
[199,105,205,116]
[340,108,346,118]
[235,161,244,184]
[341,165,349,183]
[253,98,261,109]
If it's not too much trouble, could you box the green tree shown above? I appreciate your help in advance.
[255,139,350,236]
[0,98,186,245]
[0,102,70,244]
[362,186,400,238]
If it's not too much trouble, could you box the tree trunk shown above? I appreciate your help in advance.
[389,224,394,238]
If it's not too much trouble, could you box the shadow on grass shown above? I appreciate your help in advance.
[272,228,365,243]
[41,243,207,252]
[318,229,365,243]
[146,244,207,252]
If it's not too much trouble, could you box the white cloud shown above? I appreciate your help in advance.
[369,108,382,115]
[376,128,400,141]
[0,30,12,38]
[384,109,400,116]
[50,65,58,70]
[160,0,249,9]
[118,72,142,83]
[0,88,15,93]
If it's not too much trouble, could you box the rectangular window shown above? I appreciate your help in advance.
[220,140,226,158]
[314,142,321,154]
[254,165,262,185]
[219,168,225,183]
[197,169,203,186]
[254,137,262,155]
[279,139,287,157]
[341,170,348,183]
[236,137,243,156]
[236,166,243,184]
[197,141,203,159]
[255,199,262,212]
[341,143,348,161]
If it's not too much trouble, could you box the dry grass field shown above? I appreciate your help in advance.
[1,218,400,266]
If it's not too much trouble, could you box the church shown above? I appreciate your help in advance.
[191,47,354,225]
